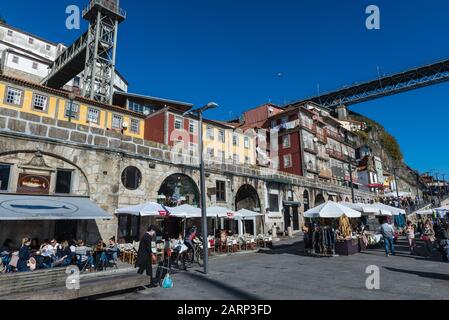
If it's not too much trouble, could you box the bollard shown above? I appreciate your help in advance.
[288,226,293,238]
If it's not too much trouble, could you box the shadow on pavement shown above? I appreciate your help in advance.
[256,241,308,257]
[384,267,449,281]
[182,271,260,300]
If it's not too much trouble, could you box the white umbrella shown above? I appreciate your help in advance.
[168,204,202,218]
[304,201,361,218]
[383,191,412,197]
[235,208,263,218]
[115,202,170,217]
[414,208,434,216]
[339,202,392,216]
[207,206,236,218]
[371,203,405,216]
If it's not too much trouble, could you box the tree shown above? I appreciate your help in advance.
[380,131,403,162]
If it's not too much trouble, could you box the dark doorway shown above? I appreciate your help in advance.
[315,194,325,206]
[283,207,291,232]
[55,220,78,242]
[292,206,300,230]
[303,190,310,212]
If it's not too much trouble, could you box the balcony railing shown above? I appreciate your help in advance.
[326,129,343,141]
[326,148,346,161]
[316,132,327,144]
[300,121,317,133]
[272,120,299,132]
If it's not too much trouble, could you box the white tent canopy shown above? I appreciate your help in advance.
[371,202,405,216]
[115,202,170,217]
[304,201,361,218]
[235,208,263,219]
[339,202,392,216]
[414,208,434,216]
[383,191,412,197]
[207,206,236,218]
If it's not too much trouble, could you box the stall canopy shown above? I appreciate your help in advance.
[371,203,406,216]
[383,192,412,197]
[339,202,392,216]
[0,194,112,221]
[207,206,236,218]
[304,201,361,218]
[115,202,170,217]
[235,208,263,219]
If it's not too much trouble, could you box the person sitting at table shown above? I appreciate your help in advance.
[0,239,13,268]
[39,239,54,268]
[105,237,119,262]
[95,239,107,270]
[17,238,32,272]
[76,240,94,271]
[54,241,73,267]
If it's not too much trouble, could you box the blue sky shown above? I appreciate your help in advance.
[2,0,449,179]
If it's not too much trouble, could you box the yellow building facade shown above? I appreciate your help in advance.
[0,76,145,139]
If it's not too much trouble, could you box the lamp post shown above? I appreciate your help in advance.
[184,102,219,274]
[392,167,400,208]
[435,172,441,206]
[344,151,355,203]
[68,93,76,122]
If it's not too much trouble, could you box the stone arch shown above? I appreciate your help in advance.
[0,149,90,196]
[345,196,350,202]
[328,195,335,202]
[235,184,261,211]
[158,173,200,206]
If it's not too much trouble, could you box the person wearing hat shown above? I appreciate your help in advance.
[136,225,157,287]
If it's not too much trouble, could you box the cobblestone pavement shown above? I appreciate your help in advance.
[102,236,449,300]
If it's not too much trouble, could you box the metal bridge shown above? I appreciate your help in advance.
[41,0,126,104]
[288,58,449,109]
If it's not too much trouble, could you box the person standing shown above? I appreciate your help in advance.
[17,238,32,272]
[406,221,416,255]
[422,220,436,258]
[136,225,157,287]
[380,219,395,257]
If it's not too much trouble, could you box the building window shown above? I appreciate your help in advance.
[218,129,225,143]
[283,154,292,168]
[5,87,23,105]
[7,30,13,37]
[130,119,140,134]
[112,114,123,129]
[233,154,239,164]
[232,134,239,146]
[245,156,250,164]
[174,116,183,129]
[269,194,279,212]
[244,137,250,149]
[12,56,19,64]
[65,102,79,119]
[282,135,291,148]
[189,143,196,155]
[87,108,100,123]
[28,38,34,44]
[206,126,214,140]
[121,166,142,190]
[32,94,48,111]
[32,62,38,70]
[46,44,51,51]
[55,170,72,194]
[0,164,11,191]
[219,150,225,161]
[189,120,196,134]
[216,180,226,202]
[207,148,214,158]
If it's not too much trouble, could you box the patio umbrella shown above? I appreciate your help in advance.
[304,201,361,219]
[235,209,263,235]
[414,208,434,216]
[371,203,406,216]
[168,204,202,218]
[207,206,236,218]
[339,202,392,216]
[115,202,170,217]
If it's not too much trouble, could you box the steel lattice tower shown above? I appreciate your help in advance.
[82,0,125,104]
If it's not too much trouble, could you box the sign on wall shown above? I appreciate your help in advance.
[17,174,51,195]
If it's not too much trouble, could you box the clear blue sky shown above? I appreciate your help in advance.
[2,0,449,179]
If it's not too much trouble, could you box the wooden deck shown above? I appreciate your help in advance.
[0,265,149,300]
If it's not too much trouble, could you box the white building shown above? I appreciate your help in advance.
[0,22,128,93]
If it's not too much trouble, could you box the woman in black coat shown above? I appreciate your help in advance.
[17,238,32,272]
[136,225,157,286]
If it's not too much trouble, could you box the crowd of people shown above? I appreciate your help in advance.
[0,236,120,274]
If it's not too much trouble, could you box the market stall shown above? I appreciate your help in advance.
[304,201,361,256]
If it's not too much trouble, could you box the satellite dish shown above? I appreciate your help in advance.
[143,110,150,116]
[122,121,129,129]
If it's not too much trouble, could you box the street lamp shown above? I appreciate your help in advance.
[344,151,355,203]
[68,93,76,122]
[392,167,400,207]
[184,102,219,274]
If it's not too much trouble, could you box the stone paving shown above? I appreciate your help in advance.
[102,236,449,300]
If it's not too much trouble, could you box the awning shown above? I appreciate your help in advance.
[0,194,112,221]
[115,202,170,217]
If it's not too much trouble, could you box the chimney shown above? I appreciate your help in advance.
[336,105,348,120]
